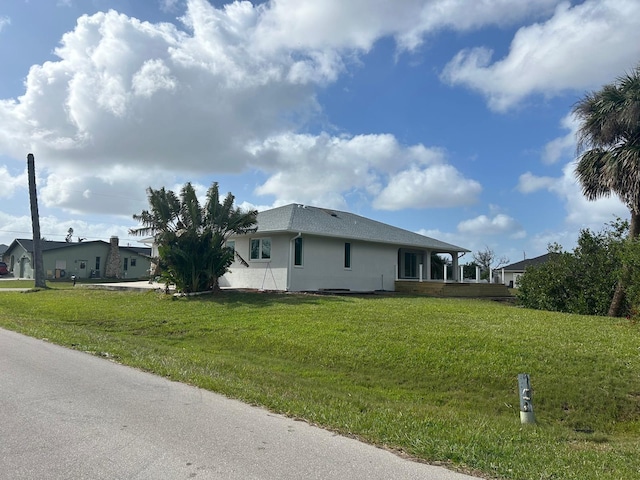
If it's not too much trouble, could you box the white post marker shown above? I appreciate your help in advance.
[518,373,536,424]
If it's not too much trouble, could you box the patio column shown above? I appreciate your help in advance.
[452,253,459,282]
[459,265,464,283]
[426,251,431,281]
[475,266,480,283]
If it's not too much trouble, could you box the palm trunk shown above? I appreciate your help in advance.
[607,211,640,317]
[27,154,46,289]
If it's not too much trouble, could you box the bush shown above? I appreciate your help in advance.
[518,225,624,316]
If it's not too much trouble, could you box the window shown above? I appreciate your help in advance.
[404,252,417,278]
[131,258,137,267]
[227,240,235,253]
[123,258,128,271]
[95,257,100,271]
[344,242,351,269]
[294,237,303,266]
[250,238,271,260]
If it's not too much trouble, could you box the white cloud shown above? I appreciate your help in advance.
[519,163,628,227]
[517,171,557,194]
[0,0,598,220]
[457,213,524,238]
[542,113,579,164]
[373,163,481,210]
[247,131,481,210]
[253,0,559,53]
[0,165,27,199]
[0,16,10,32]
[0,211,140,246]
[441,0,640,111]
[160,0,182,13]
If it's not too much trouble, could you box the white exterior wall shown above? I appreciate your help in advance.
[219,234,289,290]
[289,236,396,292]
[502,271,523,288]
[220,233,398,292]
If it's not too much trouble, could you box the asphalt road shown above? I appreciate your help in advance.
[0,328,481,480]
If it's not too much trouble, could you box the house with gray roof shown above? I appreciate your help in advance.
[3,237,151,280]
[500,253,555,287]
[220,203,469,292]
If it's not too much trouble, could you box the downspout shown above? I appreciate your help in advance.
[287,233,302,291]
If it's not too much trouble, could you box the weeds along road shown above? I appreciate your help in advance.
[0,328,481,480]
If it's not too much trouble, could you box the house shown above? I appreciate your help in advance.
[219,204,469,292]
[500,253,555,288]
[3,236,152,280]
[0,243,7,261]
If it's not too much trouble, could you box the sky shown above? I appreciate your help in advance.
[1,0,639,265]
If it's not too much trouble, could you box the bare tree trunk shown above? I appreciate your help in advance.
[27,153,46,289]
[607,211,640,317]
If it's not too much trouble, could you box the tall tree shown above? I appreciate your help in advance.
[130,182,257,293]
[27,153,46,288]
[472,246,508,281]
[573,64,640,316]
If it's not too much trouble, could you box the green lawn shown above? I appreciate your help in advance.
[0,287,638,479]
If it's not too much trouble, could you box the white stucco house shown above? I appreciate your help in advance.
[500,253,554,288]
[219,204,469,292]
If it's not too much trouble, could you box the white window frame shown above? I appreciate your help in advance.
[250,238,271,261]
[344,242,351,270]
[294,237,303,267]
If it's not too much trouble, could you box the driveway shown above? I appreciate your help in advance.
[0,328,481,480]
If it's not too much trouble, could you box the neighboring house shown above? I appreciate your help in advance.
[3,236,152,280]
[0,243,7,261]
[219,203,469,292]
[500,253,554,287]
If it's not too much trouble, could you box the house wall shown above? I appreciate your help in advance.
[3,242,151,280]
[44,243,110,279]
[4,244,30,278]
[502,271,523,288]
[220,234,289,290]
[289,235,396,291]
[220,233,397,292]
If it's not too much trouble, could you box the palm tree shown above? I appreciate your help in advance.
[573,64,640,316]
[131,182,257,293]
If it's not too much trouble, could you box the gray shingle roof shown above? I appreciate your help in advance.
[502,253,556,271]
[10,239,151,257]
[254,204,469,252]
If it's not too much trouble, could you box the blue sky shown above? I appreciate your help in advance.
[1,0,638,265]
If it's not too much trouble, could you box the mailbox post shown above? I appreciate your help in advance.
[518,373,535,424]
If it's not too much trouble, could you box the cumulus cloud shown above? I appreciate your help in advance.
[457,213,525,238]
[519,163,628,227]
[0,166,27,199]
[441,0,640,111]
[252,0,559,53]
[0,0,611,220]
[542,113,579,164]
[246,132,481,210]
[517,172,557,194]
[373,163,481,210]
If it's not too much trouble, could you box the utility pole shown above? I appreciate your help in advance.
[27,153,46,288]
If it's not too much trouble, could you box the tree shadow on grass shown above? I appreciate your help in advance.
[171,289,354,308]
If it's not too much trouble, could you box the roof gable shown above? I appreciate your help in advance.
[252,204,468,252]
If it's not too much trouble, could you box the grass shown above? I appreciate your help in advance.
[0,287,638,479]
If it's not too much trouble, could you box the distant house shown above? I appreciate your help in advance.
[500,253,555,287]
[220,203,469,292]
[0,243,7,261]
[3,237,152,280]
